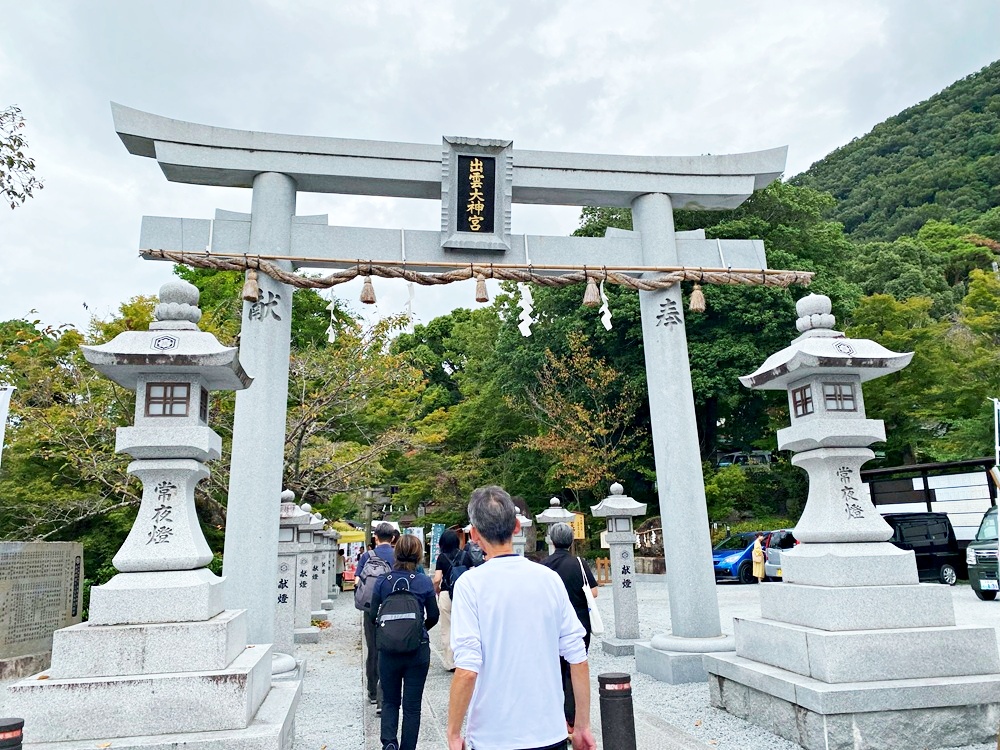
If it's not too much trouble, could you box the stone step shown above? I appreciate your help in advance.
[49,610,248,679]
[734,617,1000,683]
[20,679,301,750]
[759,581,955,631]
[704,651,1000,750]
[10,645,272,743]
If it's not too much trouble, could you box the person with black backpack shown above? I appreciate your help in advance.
[370,533,439,750]
[431,529,464,672]
[356,523,397,708]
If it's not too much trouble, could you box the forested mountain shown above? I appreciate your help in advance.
[793,59,1000,243]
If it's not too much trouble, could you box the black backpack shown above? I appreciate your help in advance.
[375,573,424,653]
[446,549,470,592]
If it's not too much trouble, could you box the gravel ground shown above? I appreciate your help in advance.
[2,580,998,749]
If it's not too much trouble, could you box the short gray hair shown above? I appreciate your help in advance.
[374,522,395,542]
[550,522,574,549]
[468,485,517,544]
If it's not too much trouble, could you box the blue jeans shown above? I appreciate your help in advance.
[378,641,430,750]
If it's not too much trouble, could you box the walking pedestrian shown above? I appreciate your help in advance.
[541,522,598,737]
[371,534,439,750]
[357,523,396,708]
[447,486,596,750]
[432,529,463,672]
[335,548,346,591]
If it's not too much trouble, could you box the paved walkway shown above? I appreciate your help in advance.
[3,581,996,749]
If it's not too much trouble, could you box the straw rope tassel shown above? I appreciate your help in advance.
[475,273,489,303]
[689,283,706,313]
[582,276,601,307]
[360,275,376,304]
[241,268,260,302]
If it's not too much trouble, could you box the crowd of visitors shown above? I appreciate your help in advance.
[355,487,597,750]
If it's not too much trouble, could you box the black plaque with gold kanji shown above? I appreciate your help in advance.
[456,155,496,234]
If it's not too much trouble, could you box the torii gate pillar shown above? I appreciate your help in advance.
[224,172,296,645]
[632,193,735,682]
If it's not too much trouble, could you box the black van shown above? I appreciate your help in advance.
[966,507,998,600]
[882,512,962,585]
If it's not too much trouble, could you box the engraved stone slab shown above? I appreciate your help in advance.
[0,542,83,660]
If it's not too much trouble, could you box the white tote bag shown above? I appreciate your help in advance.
[578,557,604,636]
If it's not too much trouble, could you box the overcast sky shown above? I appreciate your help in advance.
[2,1,999,334]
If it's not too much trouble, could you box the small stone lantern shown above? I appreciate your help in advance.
[536,497,576,555]
[512,512,533,557]
[591,482,646,654]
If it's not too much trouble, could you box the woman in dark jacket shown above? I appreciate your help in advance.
[541,521,599,735]
[370,534,439,750]
[431,528,462,671]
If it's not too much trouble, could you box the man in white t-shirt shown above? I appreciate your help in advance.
[446,486,596,750]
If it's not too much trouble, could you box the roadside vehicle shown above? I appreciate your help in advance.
[712,531,763,584]
[715,451,774,469]
[763,529,797,580]
[966,507,999,600]
[882,512,961,585]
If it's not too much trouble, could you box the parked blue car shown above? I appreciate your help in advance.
[712,531,763,584]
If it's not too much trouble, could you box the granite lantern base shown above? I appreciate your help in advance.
[704,553,1000,749]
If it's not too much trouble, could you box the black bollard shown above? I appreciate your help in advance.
[0,718,23,749]
[598,672,637,750]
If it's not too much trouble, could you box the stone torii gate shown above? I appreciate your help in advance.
[112,103,794,681]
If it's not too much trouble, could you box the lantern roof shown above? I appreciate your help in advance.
[591,482,647,518]
[739,294,912,391]
[82,280,251,391]
[536,497,576,524]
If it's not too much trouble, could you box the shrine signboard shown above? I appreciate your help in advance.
[0,542,83,661]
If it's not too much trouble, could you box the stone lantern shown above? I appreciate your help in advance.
[275,490,309,670]
[536,497,576,555]
[704,294,1000,750]
[293,503,325,643]
[511,513,533,557]
[591,482,646,655]
[9,280,300,747]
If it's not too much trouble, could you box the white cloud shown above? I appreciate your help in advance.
[1,1,998,331]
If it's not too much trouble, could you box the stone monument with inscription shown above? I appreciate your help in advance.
[0,542,83,679]
[704,294,1000,750]
[8,280,300,749]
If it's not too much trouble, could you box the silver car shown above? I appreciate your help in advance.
[763,529,797,580]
